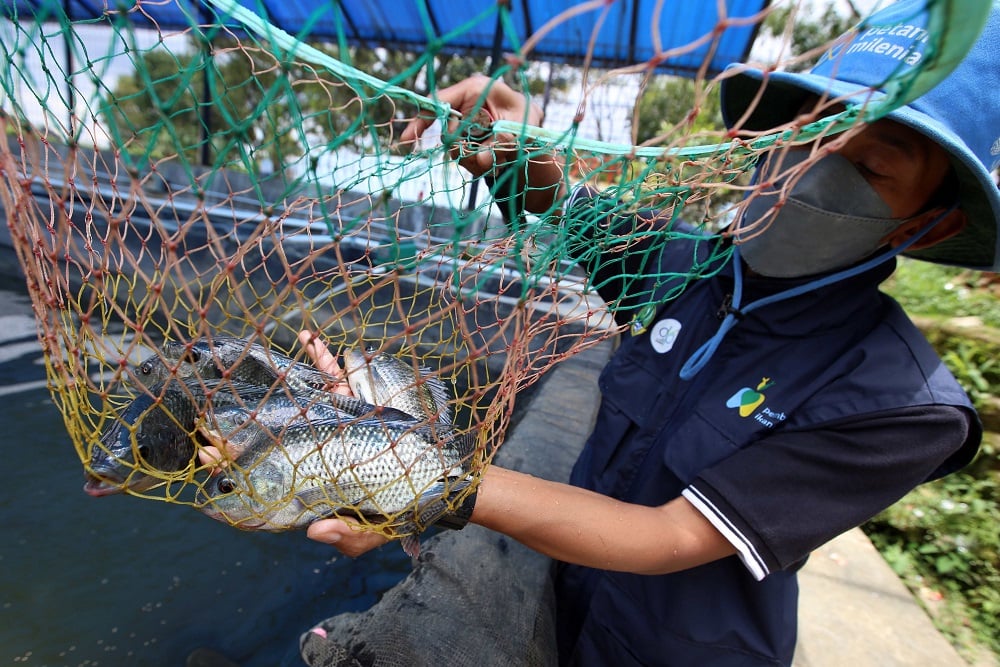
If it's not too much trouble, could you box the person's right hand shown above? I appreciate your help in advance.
[399,74,544,178]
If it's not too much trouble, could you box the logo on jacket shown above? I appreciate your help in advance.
[649,318,682,353]
[726,377,785,427]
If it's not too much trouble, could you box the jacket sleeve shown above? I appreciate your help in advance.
[682,404,974,580]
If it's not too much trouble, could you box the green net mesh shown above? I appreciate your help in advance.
[0,0,987,548]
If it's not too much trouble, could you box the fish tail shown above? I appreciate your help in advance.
[413,477,473,529]
[395,476,473,562]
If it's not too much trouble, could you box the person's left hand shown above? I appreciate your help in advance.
[305,517,390,556]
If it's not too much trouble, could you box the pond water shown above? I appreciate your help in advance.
[0,271,413,667]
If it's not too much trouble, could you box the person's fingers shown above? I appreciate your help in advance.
[197,444,228,468]
[398,113,439,148]
[398,75,546,183]
[297,330,355,397]
[400,75,510,147]
[298,330,340,377]
[306,517,391,557]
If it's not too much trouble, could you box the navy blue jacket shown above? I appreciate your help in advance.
[554,193,980,665]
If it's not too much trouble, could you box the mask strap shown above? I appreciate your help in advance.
[677,203,957,381]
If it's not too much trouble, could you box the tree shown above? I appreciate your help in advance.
[760,2,860,70]
[633,76,723,146]
[101,35,541,173]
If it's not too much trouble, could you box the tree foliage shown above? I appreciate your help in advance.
[633,77,723,145]
[102,36,507,171]
[760,2,860,71]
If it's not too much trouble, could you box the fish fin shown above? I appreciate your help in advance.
[412,477,473,528]
[451,430,479,461]
[388,477,472,564]
[324,395,415,422]
[325,392,377,416]
[400,534,421,564]
[417,369,453,424]
[294,482,356,513]
[287,361,340,391]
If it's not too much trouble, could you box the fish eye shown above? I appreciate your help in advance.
[140,361,153,376]
[216,477,237,494]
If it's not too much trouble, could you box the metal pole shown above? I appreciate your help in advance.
[199,3,213,167]
[63,0,76,136]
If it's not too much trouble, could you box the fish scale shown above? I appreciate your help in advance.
[287,420,459,511]
[196,414,476,535]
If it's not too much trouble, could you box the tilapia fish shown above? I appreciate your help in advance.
[195,413,477,551]
[129,336,370,415]
[343,346,452,424]
[84,379,271,497]
[199,393,415,460]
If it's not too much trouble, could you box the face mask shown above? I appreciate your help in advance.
[735,151,906,278]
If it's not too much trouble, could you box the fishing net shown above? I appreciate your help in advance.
[0,0,989,547]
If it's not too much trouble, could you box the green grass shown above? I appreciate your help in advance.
[868,258,1000,662]
[885,258,1000,328]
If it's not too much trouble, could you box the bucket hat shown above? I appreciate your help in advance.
[720,0,1000,271]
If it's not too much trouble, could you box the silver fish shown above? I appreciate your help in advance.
[84,379,271,497]
[199,393,415,460]
[130,336,371,416]
[194,414,477,554]
[343,346,452,424]
[129,336,333,392]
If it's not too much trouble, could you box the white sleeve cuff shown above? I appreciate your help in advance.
[682,486,770,581]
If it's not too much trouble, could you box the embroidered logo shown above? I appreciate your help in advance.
[649,318,682,354]
[726,378,786,427]
[727,377,772,417]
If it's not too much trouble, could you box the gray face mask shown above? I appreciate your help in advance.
[735,151,906,278]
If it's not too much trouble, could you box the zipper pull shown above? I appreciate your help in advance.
[716,294,733,320]
[716,293,745,321]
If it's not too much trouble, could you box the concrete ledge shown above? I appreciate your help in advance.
[796,527,967,666]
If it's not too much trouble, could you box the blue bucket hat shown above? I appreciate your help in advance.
[720,0,1000,271]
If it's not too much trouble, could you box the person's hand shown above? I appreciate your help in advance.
[297,329,353,398]
[399,74,544,178]
[306,516,390,557]
[298,329,391,557]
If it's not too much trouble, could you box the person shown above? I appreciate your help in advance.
[294,1,1000,664]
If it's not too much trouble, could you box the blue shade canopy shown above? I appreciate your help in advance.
[3,0,770,76]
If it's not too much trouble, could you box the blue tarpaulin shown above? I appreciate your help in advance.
[3,0,770,76]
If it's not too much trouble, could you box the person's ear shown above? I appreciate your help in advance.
[883,207,967,251]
